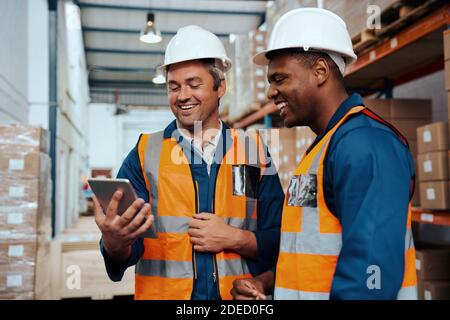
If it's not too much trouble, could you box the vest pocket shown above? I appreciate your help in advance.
[287,174,317,207]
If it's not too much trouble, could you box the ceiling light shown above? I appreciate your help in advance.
[140,13,162,44]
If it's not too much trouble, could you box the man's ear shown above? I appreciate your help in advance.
[218,79,226,98]
[313,58,329,87]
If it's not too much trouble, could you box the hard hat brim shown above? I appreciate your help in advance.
[158,57,232,75]
[253,47,357,66]
[253,50,271,66]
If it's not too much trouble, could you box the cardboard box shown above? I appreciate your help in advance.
[423,281,450,300]
[416,122,449,154]
[0,125,49,154]
[390,99,432,119]
[0,263,35,294]
[411,181,420,207]
[365,99,390,118]
[0,206,39,239]
[419,181,449,210]
[0,152,50,179]
[0,178,39,207]
[0,240,37,265]
[445,29,450,61]
[417,151,448,182]
[416,249,450,281]
[448,92,450,121]
[446,60,450,91]
[365,99,432,120]
[408,140,418,157]
[390,119,430,141]
[417,279,424,300]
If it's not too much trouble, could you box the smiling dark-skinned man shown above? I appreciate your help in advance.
[231,8,418,300]
[93,25,284,300]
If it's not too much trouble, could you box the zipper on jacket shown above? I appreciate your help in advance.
[191,177,200,284]
[211,164,222,299]
[212,255,222,299]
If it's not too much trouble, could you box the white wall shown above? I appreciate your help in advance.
[54,1,90,232]
[88,104,174,176]
[28,0,50,129]
[0,0,29,124]
[88,103,120,171]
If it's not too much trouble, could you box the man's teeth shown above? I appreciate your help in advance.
[179,104,197,110]
[277,102,287,110]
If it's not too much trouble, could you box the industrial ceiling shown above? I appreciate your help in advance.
[74,0,268,106]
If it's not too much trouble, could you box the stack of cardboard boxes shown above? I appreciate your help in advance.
[0,125,52,299]
[416,249,450,300]
[259,127,316,192]
[445,30,450,109]
[416,122,449,210]
[365,98,432,207]
[228,30,268,123]
[250,31,268,105]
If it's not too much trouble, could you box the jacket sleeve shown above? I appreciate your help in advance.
[246,148,285,276]
[327,127,413,299]
[100,145,148,281]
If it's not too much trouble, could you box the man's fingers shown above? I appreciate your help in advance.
[190,237,203,245]
[124,203,150,234]
[117,198,145,228]
[105,190,123,220]
[93,196,105,225]
[187,228,202,238]
[231,280,263,300]
[188,218,204,229]
[193,213,212,220]
[193,244,207,252]
[129,214,155,240]
[230,287,257,300]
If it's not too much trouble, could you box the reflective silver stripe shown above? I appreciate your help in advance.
[154,216,189,233]
[405,228,414,250]
[248,218,257,231]
[246,198,257,231]
[280,132,342,255]
[397,285,418,300]
[280,231,342,255]
[142,215,189,238]
[217,258,250,277]
[309,135,332,174]
[144,131,164,220]
[136,259,193,278]
[143,216,254,237]
[274,287,330,300]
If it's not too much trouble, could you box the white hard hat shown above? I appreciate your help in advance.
[158,25,232,74]
[253,8,357,75]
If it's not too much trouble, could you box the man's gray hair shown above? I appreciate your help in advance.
[200,58,226,91]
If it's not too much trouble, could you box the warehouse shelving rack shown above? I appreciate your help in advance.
[233,3,450,245]
[233,3,450,128]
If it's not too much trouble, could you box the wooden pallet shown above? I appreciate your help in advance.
[375,0,444,37]
[50,216,134,300]
[352,29,378,54]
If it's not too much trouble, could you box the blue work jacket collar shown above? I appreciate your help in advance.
[307,93,365,153]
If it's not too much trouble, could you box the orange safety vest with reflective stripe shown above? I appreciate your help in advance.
[274,105,418,300]
[134,128,266,300]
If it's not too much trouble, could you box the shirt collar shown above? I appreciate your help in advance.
[163,119,224,146]
[324,93,365,132]
[307,93,365,153]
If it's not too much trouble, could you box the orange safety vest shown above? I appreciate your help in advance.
[274,106,418,300]
[134,127,266,300]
